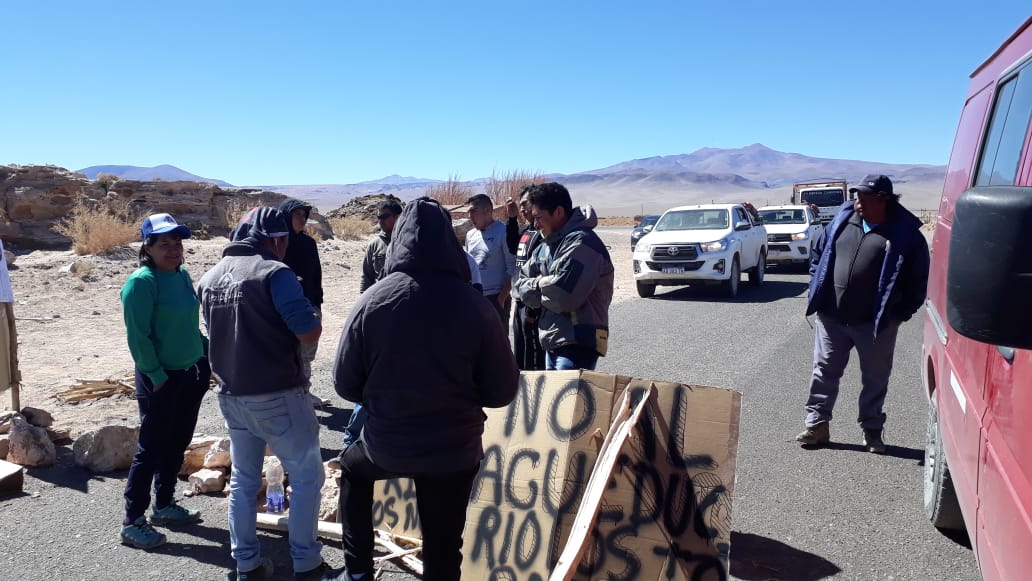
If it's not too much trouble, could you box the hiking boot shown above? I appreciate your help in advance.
[795,422,830,446]
[238,557,274,580]
[294,560,331,580]
[863,429,887,454]
[120,516,167,550]
[150,499,201,526]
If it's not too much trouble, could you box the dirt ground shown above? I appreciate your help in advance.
[4,228,636,436]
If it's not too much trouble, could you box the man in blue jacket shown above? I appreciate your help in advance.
[795,175,929,454]
[329,197,519,581]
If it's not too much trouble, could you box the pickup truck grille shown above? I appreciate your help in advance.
[646,261,704,271]
[650,245,698,261]
[768,233,793,242]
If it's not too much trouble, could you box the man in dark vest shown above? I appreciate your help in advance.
[198,207,328,580]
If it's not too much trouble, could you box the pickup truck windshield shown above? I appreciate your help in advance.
[655,209,729,231]
[759,209,806,224]
[800,189,846,207]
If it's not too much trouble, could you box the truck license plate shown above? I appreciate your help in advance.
[663,266,685,274]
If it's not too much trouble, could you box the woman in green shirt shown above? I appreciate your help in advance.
[119,213,211,550]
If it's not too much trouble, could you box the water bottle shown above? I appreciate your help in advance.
[265,456,285,513]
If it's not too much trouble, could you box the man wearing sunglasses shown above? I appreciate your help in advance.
[360,200,402,293]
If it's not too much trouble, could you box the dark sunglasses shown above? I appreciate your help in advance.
[377,213,394,220]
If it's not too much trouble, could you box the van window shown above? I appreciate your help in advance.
[974,66,1032,186]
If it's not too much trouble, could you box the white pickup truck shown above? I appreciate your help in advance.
[632,203,767,298]
[757,204,823,265]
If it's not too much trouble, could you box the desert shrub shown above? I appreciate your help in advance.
[329,216,372,241]
[53,196,140,255]
[425,176,475,206]
[483,169,542,208]
[95,173,120,193]
[222,197,255,229]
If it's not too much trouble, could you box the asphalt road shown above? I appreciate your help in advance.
[597,266,978,581]
[0,262,978,580]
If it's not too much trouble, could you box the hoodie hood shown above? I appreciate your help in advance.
[225,206,289,256]
[278,198,313,223]
[383,197,471,281]
[547,204,599,245]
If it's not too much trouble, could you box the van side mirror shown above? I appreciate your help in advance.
[947,186,1032,349]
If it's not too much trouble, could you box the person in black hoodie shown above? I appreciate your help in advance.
[278,198,328,408]
[328,197,519,581]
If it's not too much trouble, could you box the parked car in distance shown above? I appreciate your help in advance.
[920,16,1032,581]
[631,214,661,248]
[757,205,823,265]
[632,203,766,298]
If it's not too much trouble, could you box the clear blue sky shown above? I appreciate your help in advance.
[2,2,1028,186]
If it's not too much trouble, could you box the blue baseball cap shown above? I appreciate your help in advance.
[141,213,192,239]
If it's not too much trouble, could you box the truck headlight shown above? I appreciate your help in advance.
[791,232,809,241]
[700,239,727,252]
[634,243,652,254]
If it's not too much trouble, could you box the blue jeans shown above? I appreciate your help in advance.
[217,387,325,574]
[804,315,901,430]
[342,402,366,448]
[545,345,599,371]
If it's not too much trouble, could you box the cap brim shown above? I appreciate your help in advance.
[150,224,192,239]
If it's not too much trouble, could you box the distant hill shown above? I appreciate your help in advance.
[76,164,233,187]
[76,145,947,215]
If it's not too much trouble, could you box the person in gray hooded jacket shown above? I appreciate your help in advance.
[329,196,518,581]
[513,182,614,370]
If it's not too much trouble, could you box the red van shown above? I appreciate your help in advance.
[921,16,1032,581]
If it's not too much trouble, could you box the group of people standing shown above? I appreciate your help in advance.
[116,182,614,581]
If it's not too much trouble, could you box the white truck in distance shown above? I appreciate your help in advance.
[757,205,824,265]
[632,203,767,298]
[791,179,850,223]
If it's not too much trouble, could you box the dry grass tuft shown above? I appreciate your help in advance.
[425,176,475,207]
[53,195,140,255]
[329,217,372,241]
[223,198,256,230]
[483,170,542,208]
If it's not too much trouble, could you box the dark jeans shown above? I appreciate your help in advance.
[124,358,211,523]
[338,442,478,581]
[484,293,511,333]
[512,301,545,371]
[545,344,599,371]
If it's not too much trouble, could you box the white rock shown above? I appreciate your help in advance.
[72,425,139,472]
[202,437,232,469]
[189,468,227,494]
[0,411,25,435]
[180,436,217,476]
[319,460,342,522]
[7,417,56,467]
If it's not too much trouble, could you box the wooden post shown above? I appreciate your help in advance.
[10,383,19,412]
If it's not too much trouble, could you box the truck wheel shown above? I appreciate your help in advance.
[924,395,965,530]
[749,251,766,286]
[722,257,740,298]
[636,282,655,298]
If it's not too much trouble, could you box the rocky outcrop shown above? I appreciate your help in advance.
[325,194,403,223]
[0,164,333,249]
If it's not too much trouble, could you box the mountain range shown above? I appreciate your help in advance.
[77,144,947,215]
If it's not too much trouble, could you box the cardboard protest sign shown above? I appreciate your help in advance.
[462,370,742,581]
[365,370,741,579]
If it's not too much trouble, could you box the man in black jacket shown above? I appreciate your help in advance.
[509,187,546,370]
[278,198,328,408]
[796,175,929,453]
[329,197,519,581]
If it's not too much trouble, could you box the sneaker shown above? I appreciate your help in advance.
[121,516,167,550]
[795,422,830,446]
[863,429,887,454]
[150,499,201,526]
[307,392,330,408]
[294,560,331,580]
[238,557,274,580]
